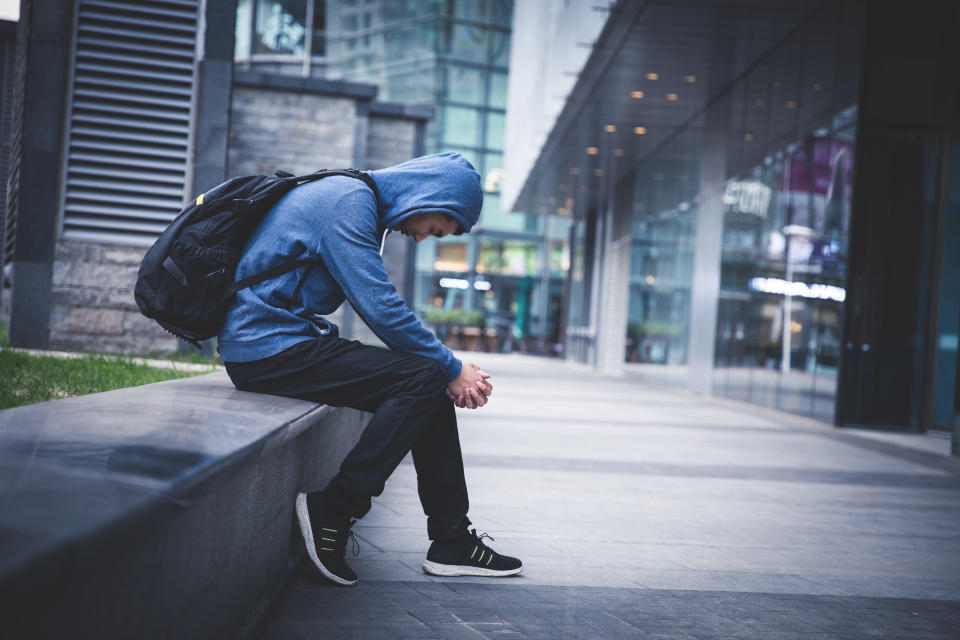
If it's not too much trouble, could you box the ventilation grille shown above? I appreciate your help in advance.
[62,0,199,245]
[4,12,27,269]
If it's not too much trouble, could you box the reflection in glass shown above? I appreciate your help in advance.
[256,0,307,55]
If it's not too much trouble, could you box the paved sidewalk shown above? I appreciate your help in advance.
[260,354,960,639]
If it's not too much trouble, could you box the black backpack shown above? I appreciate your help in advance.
[134,168,378,347]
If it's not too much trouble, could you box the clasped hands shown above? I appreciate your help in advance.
[445,362,492,409]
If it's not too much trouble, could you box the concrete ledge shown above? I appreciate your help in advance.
[369,101,434,121]
[233,69,379,100]
[0,372,369,639]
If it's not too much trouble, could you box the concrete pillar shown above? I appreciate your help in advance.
[8,0,74,348]
[686,107,728,395]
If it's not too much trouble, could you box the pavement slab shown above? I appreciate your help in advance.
[258,354,960,639]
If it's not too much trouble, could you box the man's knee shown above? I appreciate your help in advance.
[418,360,449,394]
[390,356,448,399]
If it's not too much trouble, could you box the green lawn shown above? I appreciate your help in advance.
[0,321,218,410]
[0,349,211,410]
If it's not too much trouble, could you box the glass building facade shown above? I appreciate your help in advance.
[507,0,960,441]
[620,3,863,422]
[234,0,570,354]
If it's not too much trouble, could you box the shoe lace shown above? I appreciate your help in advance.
[470,528,495,546]
[347,530,360,557]
[327,519,360,558]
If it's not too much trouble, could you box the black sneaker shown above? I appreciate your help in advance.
[295,492,358,586]
[422,529,523,577]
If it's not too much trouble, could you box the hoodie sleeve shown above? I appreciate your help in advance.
[316,188,463,382]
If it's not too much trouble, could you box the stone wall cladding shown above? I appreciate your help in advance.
[365,117,417,170]
[49,239,176,355]
[227,88,356,177]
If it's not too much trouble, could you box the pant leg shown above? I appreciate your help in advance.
[226,338,469,530]
[411,399,471,541]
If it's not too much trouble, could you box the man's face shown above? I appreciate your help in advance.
[394,212,459,243]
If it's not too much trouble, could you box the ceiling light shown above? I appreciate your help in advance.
[683,75,696,83]
[754,98,767,107]
[566,198,574,207]
[646,275,655,285]
[558,183,568,191]
[593,169,604,176]
[630,90,645,99]
[586,146,599,155]
[785,100,798,109]
[744,133,755,142]
[646,72,659,80]
[665,92,679,101]
[604,124,616,132]
[812,82,824,91]
[569,167,580,175]
[634,126,647,135]
[614,149,625,157]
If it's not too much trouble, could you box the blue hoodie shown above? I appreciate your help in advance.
[218,152,483,381]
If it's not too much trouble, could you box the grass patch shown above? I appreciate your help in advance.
[0,350,210,410]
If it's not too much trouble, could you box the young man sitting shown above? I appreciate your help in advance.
[219,152,522,586]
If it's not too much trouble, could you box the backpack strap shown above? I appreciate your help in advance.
[293,168,380,201]
[220,259,314,302]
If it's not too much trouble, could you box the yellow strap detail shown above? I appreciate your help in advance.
[196,193,204,205]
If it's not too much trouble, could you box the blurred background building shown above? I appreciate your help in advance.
[231,0,570,354]
[505,0,960,446]
[0,0,571,359]
[1,0,958,448]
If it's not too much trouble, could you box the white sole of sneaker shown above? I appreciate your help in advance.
[422,560,523,577]
[295,492,357,586]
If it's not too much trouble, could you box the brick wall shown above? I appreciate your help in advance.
[227,88,357,177]
[50,240,177,354]
[365,116,417,170]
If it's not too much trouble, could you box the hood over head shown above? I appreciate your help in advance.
[369,152,483,234]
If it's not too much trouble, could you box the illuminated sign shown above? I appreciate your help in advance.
[439,278,492,291]
[723,180,772,217]
[749,277,845,302]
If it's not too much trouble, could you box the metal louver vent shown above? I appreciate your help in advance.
[62,0,199,245]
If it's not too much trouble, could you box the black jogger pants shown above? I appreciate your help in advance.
[225,337,470,541]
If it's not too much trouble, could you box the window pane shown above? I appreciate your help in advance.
[442,106,481,147]
[255,0,307,55]
[489,27,510,66]
[445,65,484,105]
[385,27,417,62]
[489,72,507,109]
[485,111,505,149]
[235,0,252,59]
[449,23,489,59]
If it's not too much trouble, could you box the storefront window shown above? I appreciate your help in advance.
[477,238,541,276]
